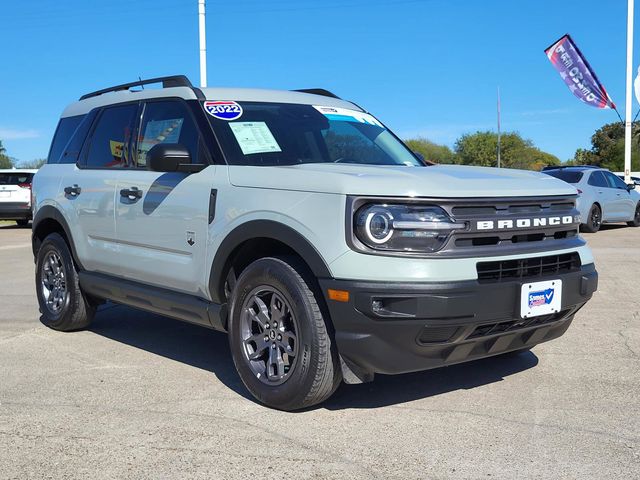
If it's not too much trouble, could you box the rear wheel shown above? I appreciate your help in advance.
[627,203,640,227]
[228,256,341,411]
[36,233,95,331]
[581,204,601,233]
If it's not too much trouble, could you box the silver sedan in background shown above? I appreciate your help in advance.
[543,166,640,232]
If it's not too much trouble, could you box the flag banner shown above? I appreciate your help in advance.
[545,34,615,109]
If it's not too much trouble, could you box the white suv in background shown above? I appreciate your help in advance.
[0,169,37,226]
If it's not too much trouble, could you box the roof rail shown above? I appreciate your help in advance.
[79,75,193,101]
[293,88,341,99]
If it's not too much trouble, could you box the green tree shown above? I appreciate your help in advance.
[570,121,640,171]
[403,137,457,164]
[454,131,560,170]
[20,158,46,169]
[0,140,14,169]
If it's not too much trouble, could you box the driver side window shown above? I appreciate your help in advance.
[135,100,201,169]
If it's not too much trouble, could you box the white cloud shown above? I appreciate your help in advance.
[0,128,39,140]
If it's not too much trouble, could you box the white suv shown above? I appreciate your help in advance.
[32,76,598,410]
[0,169,37,226]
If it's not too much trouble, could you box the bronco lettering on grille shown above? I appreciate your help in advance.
[476,215,575,230]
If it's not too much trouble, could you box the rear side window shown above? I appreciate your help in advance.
[544,170,583,184]
[84,105,138,168]
[47,115,84,164]
[587,171,608,187]
[0,173,34,185]
[135,100,200,168]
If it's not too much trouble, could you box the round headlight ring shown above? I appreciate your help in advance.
[365,209,394,244]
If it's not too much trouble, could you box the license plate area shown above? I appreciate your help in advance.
[520,279,562,318]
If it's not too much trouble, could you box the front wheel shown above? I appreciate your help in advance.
[627,203,640,227]
[228,256,341,411]
[580,204,601,233]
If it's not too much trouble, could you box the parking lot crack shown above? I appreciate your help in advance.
[618,311,639,360]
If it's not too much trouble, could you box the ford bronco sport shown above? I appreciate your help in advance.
[32,75,598,410]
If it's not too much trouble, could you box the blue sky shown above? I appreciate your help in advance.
[0,0,636,163]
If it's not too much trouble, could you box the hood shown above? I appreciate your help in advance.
[228,163,578,198]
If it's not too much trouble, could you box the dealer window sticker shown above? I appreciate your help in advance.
[229,121,282,155]
[313,105,383,127]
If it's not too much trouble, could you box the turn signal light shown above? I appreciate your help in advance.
[328,289,350,302]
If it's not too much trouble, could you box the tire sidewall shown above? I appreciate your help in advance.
[36,233,76,328]
[228,258,323,409]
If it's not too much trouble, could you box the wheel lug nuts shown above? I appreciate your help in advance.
[264,336,268,342]
[271,343,276,348]
[273,322,278,328]
[277,334,282,340]
[265,323,270,329]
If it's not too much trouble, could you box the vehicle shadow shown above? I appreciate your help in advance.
[0,223,30,230]
[90,303,538,410]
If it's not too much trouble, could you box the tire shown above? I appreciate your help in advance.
[16,219,29,227]
[627,203,640,227]
[228,256,341,411]
[580,204,601,233]
[35,233,95,331]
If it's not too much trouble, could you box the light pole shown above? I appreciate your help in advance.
[198,0,207,88]
[624,0,634,183]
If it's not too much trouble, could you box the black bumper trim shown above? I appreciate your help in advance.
[319,264,597,381]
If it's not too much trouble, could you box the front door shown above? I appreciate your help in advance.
[115,99,213,296]
[604,171,635,220]
[60,104,138,274]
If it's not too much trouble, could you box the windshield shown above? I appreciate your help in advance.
[205,102,423,167]
[543,170,583,184]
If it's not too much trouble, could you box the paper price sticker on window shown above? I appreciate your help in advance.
[229,122,282,155]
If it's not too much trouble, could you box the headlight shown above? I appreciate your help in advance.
[354,204,466,253]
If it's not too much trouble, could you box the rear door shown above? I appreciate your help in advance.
[587,171,616,220]
[60,103,138,274]
[115,99,213,295]
[604,171,636,220]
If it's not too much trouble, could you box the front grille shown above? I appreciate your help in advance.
[476,252,581,283]
[439,196,583,256]
[467,309,570,339]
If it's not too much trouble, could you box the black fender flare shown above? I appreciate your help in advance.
[208,220,332,304]
[32,205,84,269]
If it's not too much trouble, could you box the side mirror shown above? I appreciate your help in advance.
[147,143,205,173]
[627,183,636,191]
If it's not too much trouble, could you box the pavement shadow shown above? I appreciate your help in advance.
[89,303,252,401]
[89,303,539,410]
[323,351,538,410]
[0,223,30,230]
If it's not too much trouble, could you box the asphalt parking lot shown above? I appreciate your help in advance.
[0,223,638,479]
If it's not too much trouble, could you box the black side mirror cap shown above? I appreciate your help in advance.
[147,143,201,173]
[627,183,636,191]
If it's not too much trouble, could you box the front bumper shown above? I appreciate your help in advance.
[320,264,597,382]
[0,203,32,220]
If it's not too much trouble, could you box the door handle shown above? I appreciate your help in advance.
[120,186,143,201]
[64,184,81,196]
